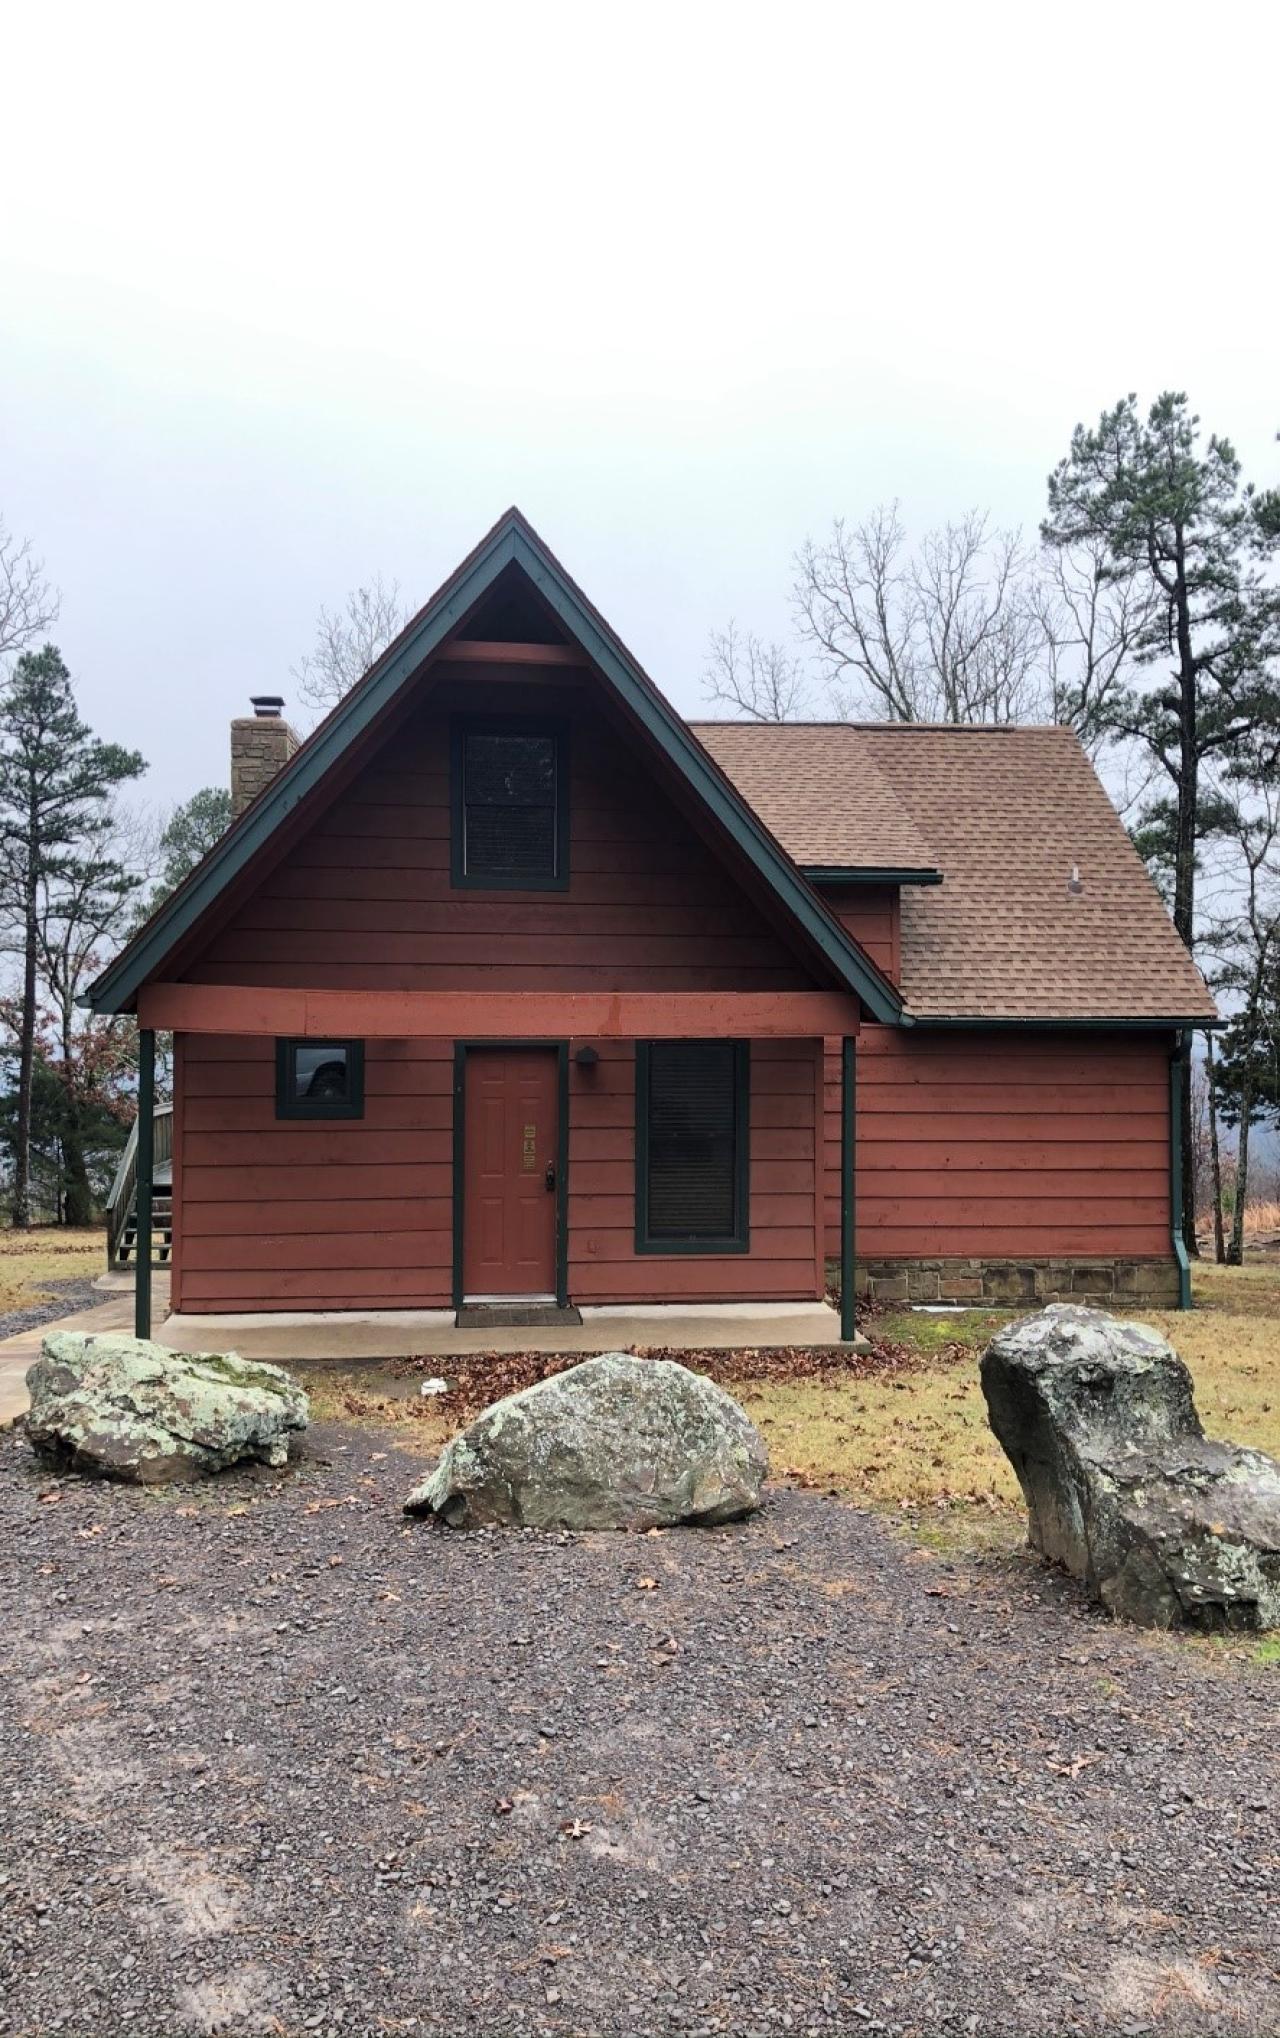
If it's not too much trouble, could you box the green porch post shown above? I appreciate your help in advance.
[840,1035,857,1341]
[135,1027,155,1340]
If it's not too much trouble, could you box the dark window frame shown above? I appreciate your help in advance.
[449,715,570,892]
[275,1039,366,1120]
[635,1039,750,1255]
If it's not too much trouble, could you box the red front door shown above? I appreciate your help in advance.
[461,1048,559,1298]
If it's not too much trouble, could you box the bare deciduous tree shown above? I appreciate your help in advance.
[706,501,1154,744]
[0,518,60,664]
[702,621,812,721]
[791,504,920,720]
[292,575,409,716]
[793,504,1050,725]
[1032,538,1155,755]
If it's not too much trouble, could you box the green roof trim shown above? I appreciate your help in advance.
[803,865,943,887]
[89,510,904,1025]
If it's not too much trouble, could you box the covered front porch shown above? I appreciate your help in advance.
[128,983,863,1349]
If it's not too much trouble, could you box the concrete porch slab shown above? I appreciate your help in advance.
[155,1299,852,1364]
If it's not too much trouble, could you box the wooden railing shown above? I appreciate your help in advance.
[105,1104,173,1268]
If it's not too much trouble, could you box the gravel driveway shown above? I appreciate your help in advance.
[0,1278,103,1344]
[1,1420,1276,2038]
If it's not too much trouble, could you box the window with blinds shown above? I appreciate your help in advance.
[451,720,568,889]
[636,1040,749,1252]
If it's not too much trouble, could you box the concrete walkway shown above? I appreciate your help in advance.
[0,1288,851,1422]
[0,1275,170,1426]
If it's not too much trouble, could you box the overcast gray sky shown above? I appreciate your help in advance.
[3,1,1276,813]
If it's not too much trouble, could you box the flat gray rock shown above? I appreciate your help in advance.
[405,1350,768,1530]
[26,1331,309,1483]
[981,1303,1280,1630]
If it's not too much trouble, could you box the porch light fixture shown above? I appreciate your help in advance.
[574,1044,600,1070]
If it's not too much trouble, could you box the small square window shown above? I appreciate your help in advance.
[450,719,568,890]
[275,1040,365,1120]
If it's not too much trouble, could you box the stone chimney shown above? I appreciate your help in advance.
[230,696,299,818]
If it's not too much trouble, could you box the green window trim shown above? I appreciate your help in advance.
[275,1038,365,1120]
[635,1039,750,1255]
[449,714,570,892]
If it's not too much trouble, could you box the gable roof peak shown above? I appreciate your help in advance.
[88,514,903,1024]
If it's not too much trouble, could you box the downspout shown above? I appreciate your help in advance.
[1169,1028,1192,1311]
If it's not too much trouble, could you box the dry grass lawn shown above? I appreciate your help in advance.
[743,1262,1280,1540]
[303,1261,1280,1556]
[0,1226,104,1315]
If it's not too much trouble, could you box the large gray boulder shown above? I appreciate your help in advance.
[26,1331,309,1483]
[404,1351,768,1530]
[981,1303,1280,1631]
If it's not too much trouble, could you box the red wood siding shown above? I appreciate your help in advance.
[187,679,815,993]
[822,1030,1172,1260]
[174,1035,455,1311]
[567,1038,823,1303]
[826,888,899,983]
[172,1031,823,1312]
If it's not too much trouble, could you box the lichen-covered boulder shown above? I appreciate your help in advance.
[981,1304,1280,1631]
[26,1332,309,1483]
[404,1351,768,1530]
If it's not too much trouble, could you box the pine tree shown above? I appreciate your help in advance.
[36,806,146,1223]
[0,647,145,1225]
[152,786,231,901]
[1041,394,1280,1248]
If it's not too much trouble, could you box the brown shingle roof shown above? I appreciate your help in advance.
[691,721,1216,1023]
[686,720,936,870]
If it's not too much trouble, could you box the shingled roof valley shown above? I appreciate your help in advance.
[691,721,1217,1025]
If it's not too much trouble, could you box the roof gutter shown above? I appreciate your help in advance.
[904,1015,1219,1032]
[803,865,943,887]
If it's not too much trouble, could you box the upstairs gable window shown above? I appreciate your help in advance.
[450,719,568,890]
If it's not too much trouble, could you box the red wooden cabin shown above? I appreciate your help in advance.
[89,512,1215,1337]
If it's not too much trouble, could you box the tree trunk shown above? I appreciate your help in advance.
[61,1138,93,1227]
[12,847,38,1230]
[1227,1079,1252,1265]
[1205,1034,1226,1264]
[55,987,92,1227]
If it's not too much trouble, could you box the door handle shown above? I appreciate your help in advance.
[544,1161,557,1191]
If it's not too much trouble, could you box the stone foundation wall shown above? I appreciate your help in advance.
[827,1256,1182,1309]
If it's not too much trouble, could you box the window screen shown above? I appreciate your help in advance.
[275,1040,365,1120]
[457,727,563,886]
[637,1041,748,1250]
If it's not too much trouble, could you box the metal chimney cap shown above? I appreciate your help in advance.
[250,695,286,718]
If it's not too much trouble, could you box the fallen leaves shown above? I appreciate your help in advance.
[380,1327,962,1427]
[1047,1752,1099,1779]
